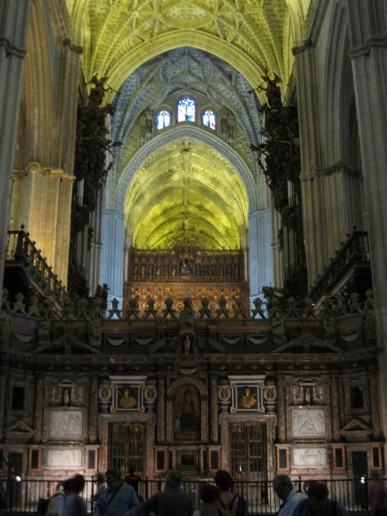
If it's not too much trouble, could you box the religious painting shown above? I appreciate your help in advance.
[174,385,200,440]
[116,385,139,410]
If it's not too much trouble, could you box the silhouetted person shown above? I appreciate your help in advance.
[214,470,247,516]
[293,482,348,516]
[97,468,139,516]
[272,475,307,516]
[137,470,194,516]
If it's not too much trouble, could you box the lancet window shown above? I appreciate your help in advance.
[157,110,171,130]
[202,109,216,130]
[177,97,196,122]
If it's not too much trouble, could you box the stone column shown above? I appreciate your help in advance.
[292,40,324,285]
[0,0,31,285]
[346,0,387,442]
[100,209,125,306]
[11,164,75,286]
[248,208,273,304]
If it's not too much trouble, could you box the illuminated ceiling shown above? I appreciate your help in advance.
[126,138,248,250]
[65,0,312,252]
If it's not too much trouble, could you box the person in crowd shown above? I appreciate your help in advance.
[92,473,106,510]
[96,468,139,516]
[62,474,87,516]
[126,466,143,501]
[45,482,64,516]
[292,482,348,516]
[214,470,247,516]
[199,484,221,516]
[272,474,307,516]
[370,471,387,516]
[136,470,195,516]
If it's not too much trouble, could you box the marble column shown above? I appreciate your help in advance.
[346,0,387,442]
[88,377,99,443]
[0,0,31,285]
[156,378,165,442]
[210,378,219,442]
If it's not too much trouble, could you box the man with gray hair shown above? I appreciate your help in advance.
[137,470,195,516]
[273,475,307,516]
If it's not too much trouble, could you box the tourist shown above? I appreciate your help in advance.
[272,474,307,516]
[96,468,139,516]
[62,474,87,516]
[292,482,348,516]
[199,484,221,516]
[137,470,195,516]
[214,470,247,516]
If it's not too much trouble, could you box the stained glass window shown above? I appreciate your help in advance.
[157,110,171,130]
[202,109,216,130]
[177,97,195,122]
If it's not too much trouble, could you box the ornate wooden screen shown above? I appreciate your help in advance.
[124,244,249,313]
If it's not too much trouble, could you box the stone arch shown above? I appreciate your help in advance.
[167,376,208,398]
[95,31,269,105]
[114,125,258,215]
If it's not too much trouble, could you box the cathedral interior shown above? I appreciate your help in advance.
[0,0,387,496]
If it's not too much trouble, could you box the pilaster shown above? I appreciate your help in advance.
[292,40,325,286]
[101,209,125,306]
[248,208,273,302]
[0,0,31,285]
[11,163,75,287]
[346,0,387,443]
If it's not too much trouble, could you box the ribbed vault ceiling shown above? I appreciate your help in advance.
[126,138,248,250]
[64,0,312,252]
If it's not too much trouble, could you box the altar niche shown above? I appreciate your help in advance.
[166,377,209,443]
[174,385,201,440]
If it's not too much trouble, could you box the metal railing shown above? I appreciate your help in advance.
[0,477,384,514]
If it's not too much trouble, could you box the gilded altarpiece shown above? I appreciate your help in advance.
[124,245,249,313]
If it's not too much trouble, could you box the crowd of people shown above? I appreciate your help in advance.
[40,469,387,516]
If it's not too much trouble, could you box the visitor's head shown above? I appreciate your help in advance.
[214,470,234,491]
[273,474,294,501]
[63,474,85,494]
[105,468,121,488]
[200,484,220,503]
[165,470,183,489]
[307,482,329,513]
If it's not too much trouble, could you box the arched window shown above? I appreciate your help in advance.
[202,109,216,130]
[177,97,195,123]
[157,110,171,130]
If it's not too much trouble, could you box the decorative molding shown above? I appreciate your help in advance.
[63,38,83,55]
[349,35,387,59]
[292,39,313,56]
[0,37,26,58]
